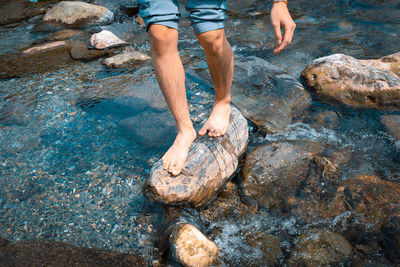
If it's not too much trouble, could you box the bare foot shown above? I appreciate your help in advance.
[198,101,230,137]
[162,128,197,176]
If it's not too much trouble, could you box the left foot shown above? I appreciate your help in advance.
[198,101,230,137]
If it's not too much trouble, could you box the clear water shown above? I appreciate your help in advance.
[0,0,399,265]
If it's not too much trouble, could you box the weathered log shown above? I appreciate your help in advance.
[144,106,248,208]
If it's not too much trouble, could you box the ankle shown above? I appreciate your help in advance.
[214,96,231,105]
[177,125,196,136]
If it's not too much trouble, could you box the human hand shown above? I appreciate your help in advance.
[270,2,296,54]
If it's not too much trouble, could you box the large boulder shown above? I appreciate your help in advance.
[232,56,311,133]
[301,52,400,108]
[145,106,248,208]
[43,1,114,27]
[289,229,353,266]
[241,140,322,209]
[169,223,218,267]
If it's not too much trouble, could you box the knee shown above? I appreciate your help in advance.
[148,24,178,56]
[197,30,225,57]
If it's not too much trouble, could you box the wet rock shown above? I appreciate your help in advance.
[120,110,176,149]
[330,175,400,229]
[0,238,146,266]
[70,42,89,60]
[241,140,322,209]
[145,106,248,208]
[43,1,114,27]
[199,181,258,222]
[232,56,311,133]
[380,215,400,263]
[47,29,88,41]
[242,231,283,267]
[312,111,339,129]
[169,223,218,267]
[381,115,400,142]
[22,41,67,55]
[102,47,150,68]
[0,0,58,25]
[289,229,352,266]
[90,30,126,49]
[0,41,74,78]
[301,52,400,108]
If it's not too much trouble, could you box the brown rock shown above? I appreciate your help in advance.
[289,229,352,266]
[102,47,150,68]
[243,231,283,267]
[301,52,400,108]
[47,29,87,41]
[380,215,400,263]
[43,1,114,27]
[233,56,311,133]
[70,42,88,60]
[135,16,145,27]
[170,223,218,267]
[0,0,58,25]
[241,140,323,209]
[381,115,400,141]
[199,181,258,222]
[312,111,339,129]
[0,238,146,266]
[90,30,126,49]
[145,106,248,208]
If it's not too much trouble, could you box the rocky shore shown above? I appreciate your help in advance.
[0,0,399,266]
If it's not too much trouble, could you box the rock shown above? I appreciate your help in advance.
[301,52,400,108]
[289,229,352,266]
[0,41,74,78]
[145,106,248,208]
[330,175,400,229]
[0,0,58,25]
[380,215,400,263]
[0,238,146,266]
[102,47,150,68]
[169,223,218,267]
[199,181,258,222]
[22,41,67,55]
[381,115,400,142]
[90,30,126,49]
[47,29,87,41]
[241,140,322,209]
[43,1,114,27]
[136,16,145,27]
[243,232,283,267]
[312,111,339,129]
[232,56,311,133]
[70,42,88,60]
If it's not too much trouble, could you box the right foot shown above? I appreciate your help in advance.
[162,128,197,176]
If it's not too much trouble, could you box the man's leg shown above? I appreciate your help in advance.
[148,24,197,176]
[196,29,234,137]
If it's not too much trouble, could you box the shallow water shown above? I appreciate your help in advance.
[1,0,400,265]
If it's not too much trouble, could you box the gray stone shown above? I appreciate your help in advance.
[43,1,114,27]
[381,115,400,142]
[102,47,150,68]
[232,56,311,133]
[301,52,400,108]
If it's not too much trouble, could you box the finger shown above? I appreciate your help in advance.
[273,22,283,48]
[275,23,295,54]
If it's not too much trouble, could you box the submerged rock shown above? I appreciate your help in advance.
[380,215,400,263]
[289,229,352,266]
[0,238,146,266]
[381,115,400,143]
[145,106,248,208]
[103,47,150,68]
[170,223,218,267]
[241,140,322,209]
[22,41,67,55]
[90,30,126,49]
[301,52,400,108]
[232,56,311,133]
[43,1,114,27]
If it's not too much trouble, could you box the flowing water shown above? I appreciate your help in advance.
[0,0,400,265]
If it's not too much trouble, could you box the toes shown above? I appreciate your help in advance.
[198,124,209,136]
